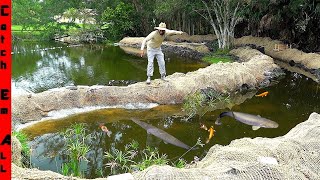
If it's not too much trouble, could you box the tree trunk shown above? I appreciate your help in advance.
[197,0,240,49]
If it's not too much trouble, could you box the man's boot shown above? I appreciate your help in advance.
[146,76,151,84]
[161,74,168,82]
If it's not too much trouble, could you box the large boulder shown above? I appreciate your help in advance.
[118,37,210,60]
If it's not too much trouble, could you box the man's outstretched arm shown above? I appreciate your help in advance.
[166,29,184,36]
[140,31,156,57]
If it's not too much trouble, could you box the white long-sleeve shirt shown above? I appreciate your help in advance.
[140,30,183,50]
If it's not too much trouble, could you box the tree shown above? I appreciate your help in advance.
[196,0,242,49]
[102,2,136,40]
[12,0,42,30]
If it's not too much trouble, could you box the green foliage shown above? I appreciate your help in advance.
[102,2,136,40]
[154,0,184,17]
[12,131,33,168]
[12,0,42,30]
[60,123,90,177]
[202,48,233,64]
[12,131,30,155]
[104,140,167,175]
[202,41,233,63]
[104,139,196,175]
[183,88,230,120]
[173,158,187,168]
[202,55,232,64]
[182,91,205,119]
[132,146,168,171]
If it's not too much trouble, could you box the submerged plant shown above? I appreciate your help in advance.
[104,140,139,175]
[104,140,169,175]
[183,88,230,121]
[60,123,90,177]
[132,146,168,171]
[104,138,206,175]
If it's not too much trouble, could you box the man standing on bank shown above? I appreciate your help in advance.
[140,22,184,84]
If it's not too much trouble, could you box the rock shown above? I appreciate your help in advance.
[12,136,22,166]
[118,37,210,60]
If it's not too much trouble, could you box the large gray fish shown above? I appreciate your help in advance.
[215,111,279,130]
[131,118,191,150]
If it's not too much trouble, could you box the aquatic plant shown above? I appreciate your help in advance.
[183,87,230,121]
[13,131,30,155]
[175,138,205,163]
[104,138,205,175]
[60,123,90,177]
[173,158,187,168]
[104,140,138,174]
[12,131,32,168]
[104,140,169,175]
[132,146,169,171]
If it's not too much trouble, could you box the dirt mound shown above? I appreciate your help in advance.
[119,37,210,59]
[235,36,320,81]
[166,34,217,43]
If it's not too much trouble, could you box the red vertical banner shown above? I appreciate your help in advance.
[0,0,11,179]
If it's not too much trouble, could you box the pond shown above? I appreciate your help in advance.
[12,41,207,93]
[15,42,320,178]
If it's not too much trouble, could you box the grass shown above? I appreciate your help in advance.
[202,48,233,64]
[12,23,89,32]
[12,25,23,31]
[11,25,45,31]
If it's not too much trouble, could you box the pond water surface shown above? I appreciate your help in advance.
[15,42,320,178]
[12,41,207,93]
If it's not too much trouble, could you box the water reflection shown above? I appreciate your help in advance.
[12,42,207,93]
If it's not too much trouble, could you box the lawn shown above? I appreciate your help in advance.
[202,49,234,64]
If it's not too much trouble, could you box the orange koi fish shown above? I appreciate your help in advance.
[99,124,112,137]
[206,126,215,144]
[255,91,269,97]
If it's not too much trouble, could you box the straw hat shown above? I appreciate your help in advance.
[155,22,167,30]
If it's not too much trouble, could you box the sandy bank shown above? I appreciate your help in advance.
[235,36,320,81]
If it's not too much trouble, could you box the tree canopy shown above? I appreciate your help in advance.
[12,0,320,51]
